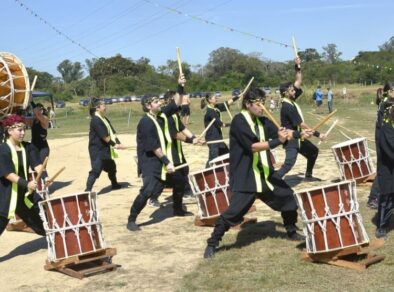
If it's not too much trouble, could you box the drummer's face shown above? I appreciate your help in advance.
[246,101,264,117]
[8,125,26,143]
[96,103,106,114]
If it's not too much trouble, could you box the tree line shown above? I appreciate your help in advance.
[27,36,394,101]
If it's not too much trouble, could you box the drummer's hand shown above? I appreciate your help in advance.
[319,133,327,141]
[301,129,313,139]
[278,127,288,143]
[27,180,37,191]
[178,74,186,86]
[193,137,206,145]
[286,129,295,140]
[166,163,175,173]
[44,177,53,187]
[114,143,126,150]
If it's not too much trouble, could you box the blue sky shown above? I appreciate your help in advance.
[3,0,393,77]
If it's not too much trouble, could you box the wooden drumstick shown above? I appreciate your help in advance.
[44,167,66,187]
[206,139,225,145]
[223,101,233,120]
[312,109,337,130]
[318,119,338,145]
[176,47,183,76]
[258,102,281,129]
[198,118,216,139]
[292,36,299,58]
[124,146,137,150]
[240,77,254,97]
[30,75,38,92]
[35,156,49,183]
[174,163,189,171]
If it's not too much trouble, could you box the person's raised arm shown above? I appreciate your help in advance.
[294,57,302,89]
[173,74,186,106]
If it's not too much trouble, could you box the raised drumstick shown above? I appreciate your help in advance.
[35,156,49,183]
[312,109,337,130]
[318,119,338,145]
[258,102,281,129]
[176,47,183,76]
[44,167,66,187]
[292,36,299,58]
[240,77,254,97]
[223,101,233,120]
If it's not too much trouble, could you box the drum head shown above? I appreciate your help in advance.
[331,137,366,149]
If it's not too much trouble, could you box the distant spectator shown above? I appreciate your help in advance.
[315,86,323,114]
[269,96,276,112]
[327,87,334,113]
[342,87,347,98]
[47,106,56,128]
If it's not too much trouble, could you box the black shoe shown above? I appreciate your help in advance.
[112,183,122,190]
[375,228,387,239]
[287,231,305,241]
[304,175,322,182]
[84,189,92,192]
[174,209,194,217]
[127,221,141,231]
[147,199,161,208]
[367,198,378,209]
[203,245,216,258]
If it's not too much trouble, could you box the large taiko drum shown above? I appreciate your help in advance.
[294,181,369,254]
[39,192,106,262]
[189,163,231,219]
[331,137,375,183]
[0,52,30,117]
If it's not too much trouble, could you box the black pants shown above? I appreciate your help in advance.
[276,140,319,178]
[207,176,298,247]
[128,171,185,222]
[206,143,229,168]
[368,177,381,201]
[86,158,117,191]
[376,193,394,229]
[150,166,191,200]
[37,147,50,164]
[0,194,45,237]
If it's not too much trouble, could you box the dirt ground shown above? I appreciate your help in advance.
[0,132,375,291]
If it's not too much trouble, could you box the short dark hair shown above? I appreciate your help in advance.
[141,94,160,112]
[279,82,293,96]
[242,88,266,109]
[383,82,394,97]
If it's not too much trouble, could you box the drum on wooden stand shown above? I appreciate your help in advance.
[0,52,30,118]
[294,181,369,254]
[331,137,375,183]
[39,192,106,262]
[189,163,231,219]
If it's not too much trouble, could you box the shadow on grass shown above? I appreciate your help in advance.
[217,220,300,252]
[97,181,132,195]
[0,237,46,263]
[138,196,193,227]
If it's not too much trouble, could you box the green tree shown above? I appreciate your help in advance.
[322,44,342,64]
[379,36,394,52]
[298,48,321,62]
[57,60,84,83]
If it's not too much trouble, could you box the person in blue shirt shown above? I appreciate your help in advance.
[315,86,323,114]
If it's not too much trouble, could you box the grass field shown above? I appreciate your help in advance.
[27,85,392,291]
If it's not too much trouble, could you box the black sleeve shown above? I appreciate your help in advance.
[294,87,303,99]
[91,117,109,139]
[161,100,179,116]
[178,119,186,132]
[0,145,14,177]
[380,123,394,162]
[216,103,228,112]
[176,84,184,95]
[230,115,257,155]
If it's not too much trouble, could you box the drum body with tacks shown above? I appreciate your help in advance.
[39,192,106,262]
[294,180,369,254]
[331,137,375,183]
[0,52,30,118]
[189,163,231,219]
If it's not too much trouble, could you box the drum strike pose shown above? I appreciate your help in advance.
[275,57,326,181]
[375,82,394,239]
[85,98,125,192]
[201,93,239,167]
[204,89,309,258]
[127,76,191,232]
[31,102,50,163]
[0,114,45,236]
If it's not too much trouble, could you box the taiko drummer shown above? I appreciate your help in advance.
[204,88,312,258]
[0,114,46,236]
[275,57,326,181]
